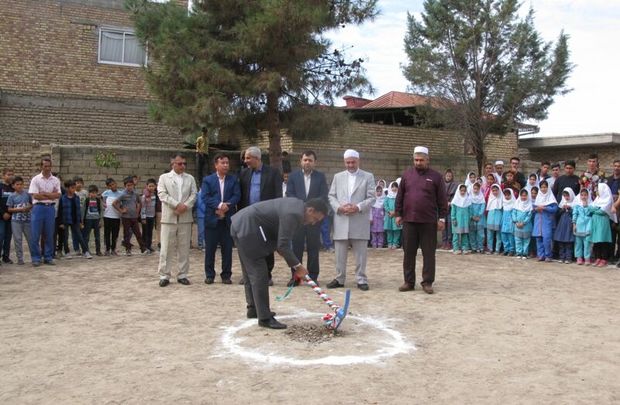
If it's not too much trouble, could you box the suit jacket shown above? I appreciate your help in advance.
[201,172,241,228]
[157,171,197,224]
[328,169,375,240]
[286,169,328,203]
[239,163,282,209]
[231,198,304,266]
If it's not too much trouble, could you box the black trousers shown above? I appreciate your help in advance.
[402,222,437,287]
[141,217,155,250]
[593,242,612,261]
[104,217,120,252]
[290,223,321,281]
[204,220,233,280]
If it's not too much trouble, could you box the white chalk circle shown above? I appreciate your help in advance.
[220,311,414,366]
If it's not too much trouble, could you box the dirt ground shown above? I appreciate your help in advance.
[0,245,619,404]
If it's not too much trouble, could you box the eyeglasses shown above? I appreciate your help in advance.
[175,162,187,166]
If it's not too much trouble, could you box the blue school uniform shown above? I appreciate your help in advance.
[554,203,575,261]
[532,202,558,259]
[572,204,591,260]
[451,204,471,252]
[512,208,532,256]
[469,202,486,251]
[500,205,515,255]
[486,209,502,253]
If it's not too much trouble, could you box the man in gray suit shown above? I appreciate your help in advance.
[327,149,375,291]
[230,197,328,329]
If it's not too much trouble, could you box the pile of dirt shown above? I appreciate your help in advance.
[284,323,343,344]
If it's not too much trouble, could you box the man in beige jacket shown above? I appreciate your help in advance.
[157,154,197,287]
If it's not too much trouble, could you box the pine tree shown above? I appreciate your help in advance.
[402,0,573,173]
[126,0,377,169]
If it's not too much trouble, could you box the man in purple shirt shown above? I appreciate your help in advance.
[395,146,448,294]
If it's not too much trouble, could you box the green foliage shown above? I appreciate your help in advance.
[94,151,121,170]
[402,0,573,172]
[125,0,377,167]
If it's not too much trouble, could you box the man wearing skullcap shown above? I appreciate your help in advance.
[326,149,375,291]
[395,146,447,294]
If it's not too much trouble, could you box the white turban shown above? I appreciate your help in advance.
[413,146,429,155]
[343,149,360,159]
[495,160,504,166]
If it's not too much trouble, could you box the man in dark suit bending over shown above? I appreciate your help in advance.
[230,198,328,329]
[285,150,329,286]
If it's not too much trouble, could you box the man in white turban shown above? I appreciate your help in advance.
[326,149,375,291]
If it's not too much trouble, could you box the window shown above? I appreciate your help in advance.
[98,28,147,67]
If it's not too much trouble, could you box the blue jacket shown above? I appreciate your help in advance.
[201,173,241,228]
[59,194,81,225]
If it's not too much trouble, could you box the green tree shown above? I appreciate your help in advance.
[402,0,573,173]
[126,0,377,169]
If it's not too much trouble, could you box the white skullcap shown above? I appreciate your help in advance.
[413,146,429,155]
[343,149,360,159]
[495,160,504,166]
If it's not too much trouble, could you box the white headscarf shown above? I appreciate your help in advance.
[572,189,590,208]
[514,189,532,212]
[502,189,516,212]
[486,184,503,211]
[524,173,539,193]
[469,182,486,204]
[464,172,477,190]
[534,184,558,207]
[558,187,575,209]
[592,183,616,222]
[451,184,471,208]
[386,181,399,199]
[373,186,385,208]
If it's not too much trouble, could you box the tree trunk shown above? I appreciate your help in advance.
[266,92,282,172]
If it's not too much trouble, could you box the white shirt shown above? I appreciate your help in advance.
[172,172,184,202]
[217,174,226,208]
[347,170,358,200]
[304,171,312,197]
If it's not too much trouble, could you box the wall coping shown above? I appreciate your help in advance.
[520,133,620,149]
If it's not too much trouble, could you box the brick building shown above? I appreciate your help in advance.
[1,1,520,185]
[0,0,191,184]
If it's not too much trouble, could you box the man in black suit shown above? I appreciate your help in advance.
[285,150,329,286]
[238,146,283,285]
[230,198,328,329]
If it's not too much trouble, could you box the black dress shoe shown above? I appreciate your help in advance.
[258,317,287,329]
[204,278,214,284]
[221,278,232,285]
[159,279,170,287]
[247,308,276,319]
[287,277,300,287]
[357,283,369,291]
[177,278,191,285]
[326,279,344,288]
[268,279,274,286]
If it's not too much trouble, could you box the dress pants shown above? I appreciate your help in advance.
[204,219,233,280]
[30,204,55,263]
[158,222,191,280]
[334,239,368,285]
[231,232,272,321]
[291,223,321,281]
[402,222,437,287]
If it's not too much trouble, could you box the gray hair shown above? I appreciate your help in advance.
[245,146,262,160]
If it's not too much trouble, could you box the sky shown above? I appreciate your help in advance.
[326,0,620,137]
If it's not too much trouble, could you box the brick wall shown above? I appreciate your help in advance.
[0,141,194,187]
[240,122,518,181]
[0,92,183,148]
[0,0,187,100]
[521,146,620,177]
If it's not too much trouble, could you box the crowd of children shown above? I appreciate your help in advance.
[0,171,162,265]
[440,169,618,268]
[370,179,403,249]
